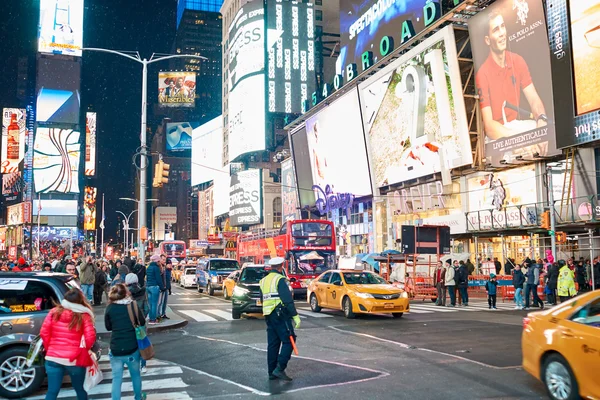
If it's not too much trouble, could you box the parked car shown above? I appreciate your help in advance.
[0,273,83,398]
[179,267,198,288]
[522,290,600,400]
[196,258,240,296]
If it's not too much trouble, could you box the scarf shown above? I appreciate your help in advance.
[61,299,95,321]
[113,297,133,305]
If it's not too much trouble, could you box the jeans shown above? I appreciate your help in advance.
[447,285,456,306]
[514,287,523,308]
[81,284,94,302]
[525,284,542,308]
[435,283,446,306]
[147,285,160,321]
[110,350,143,400]
[160,290,169,316]
[487,294,497,308]
[45,360,87,400]
[459,286,469,305]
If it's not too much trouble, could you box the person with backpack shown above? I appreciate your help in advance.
[105,284,146,400]
[457,261,469,306]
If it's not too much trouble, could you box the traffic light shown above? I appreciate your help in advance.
[152,160,171,188]
[540,211,550,230]
[556,231,567,244]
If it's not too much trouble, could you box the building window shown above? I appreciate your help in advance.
[273,197,282,229]
[315,0,322,5]
[315,9,323,21]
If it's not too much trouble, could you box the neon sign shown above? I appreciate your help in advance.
[312,184,354,215]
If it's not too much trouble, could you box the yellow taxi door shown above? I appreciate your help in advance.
[315,272,332,308]
[327,272,344,310]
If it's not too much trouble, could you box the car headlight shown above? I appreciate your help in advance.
[401,291,408,298]
[233,286,249,297]
[355,292,373,299]
[211,276,218,283]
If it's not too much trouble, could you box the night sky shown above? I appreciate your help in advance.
[0,0,178,241]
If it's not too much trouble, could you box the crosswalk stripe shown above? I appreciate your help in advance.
[204,309,234,320]
[296,309,333,318]
[409,305,458,312]
[178,309,218,322]
[123,392,193,400]
[103,366,183,381]
[99,359,168,367]
[406,308,433,314]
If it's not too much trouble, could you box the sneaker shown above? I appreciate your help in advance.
[513,306,520,310]
[148,320,158,325]
[161,315,170,320]
[493,307,497,310]
[268,374,277,380]
[489,306,492,309]
[272,366,292,381]
[524,307,530,310]
[141,366,147,374]
[540,302,545,310]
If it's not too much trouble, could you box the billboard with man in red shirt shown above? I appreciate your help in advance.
[469,0,558,165]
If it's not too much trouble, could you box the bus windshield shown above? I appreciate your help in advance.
[291,222,333,246]
[289,251,335,276]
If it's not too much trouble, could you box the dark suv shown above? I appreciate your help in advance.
[231,265,292,319]
[0,273,79,398]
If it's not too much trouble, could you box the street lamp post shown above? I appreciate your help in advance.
[119,197,158,260]
[116,210,137,254]
[83,48,206,263]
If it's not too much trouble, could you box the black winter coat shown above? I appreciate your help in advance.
[547,265,559,289]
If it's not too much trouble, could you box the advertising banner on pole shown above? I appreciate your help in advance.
[158,72,196,108]
[358,26,472,188]
[469,0,558,164]
[85,112,96,176]
[166,122,193,151]
[33,127,81,194]
[546,0,600,148]
[1,108,27,174]
[229,169,262,226]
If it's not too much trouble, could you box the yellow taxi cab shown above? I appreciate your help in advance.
[522,290,600,400]
[171,265,183,283]
[307,269,409,319]
[222,270,241,300]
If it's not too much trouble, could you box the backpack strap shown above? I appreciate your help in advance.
[126,302,140,328]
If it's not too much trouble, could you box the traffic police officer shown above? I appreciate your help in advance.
[259,257,301,381]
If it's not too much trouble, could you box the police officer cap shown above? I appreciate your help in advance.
[268,257,285,266]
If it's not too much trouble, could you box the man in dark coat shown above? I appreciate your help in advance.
[94,265,108,305]
[546,262,560,305]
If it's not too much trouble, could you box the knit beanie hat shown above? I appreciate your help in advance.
[118,265,129,276]
[125,273,138,285]
[150,254,161,262]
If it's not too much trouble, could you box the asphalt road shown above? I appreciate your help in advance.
[25,285,548,399]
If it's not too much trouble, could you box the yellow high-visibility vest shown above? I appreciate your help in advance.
[259,272,283,316]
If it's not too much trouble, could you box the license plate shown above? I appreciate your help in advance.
[256,300,262,306]
[384,303,394,309]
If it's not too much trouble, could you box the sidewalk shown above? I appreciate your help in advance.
[93,303,188,339]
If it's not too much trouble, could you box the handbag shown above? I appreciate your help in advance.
[83,351,103,392]
[26,335,45,367]
[127,302,155,360]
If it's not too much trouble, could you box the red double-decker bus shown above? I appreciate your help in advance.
[237,219,336,298]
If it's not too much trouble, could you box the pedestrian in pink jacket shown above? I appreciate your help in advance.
[40,289,96,400]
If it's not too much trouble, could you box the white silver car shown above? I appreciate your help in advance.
[179,267,197,288]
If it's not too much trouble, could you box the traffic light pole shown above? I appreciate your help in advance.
[547,167,557,262]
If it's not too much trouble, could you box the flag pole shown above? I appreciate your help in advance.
[100,193,105,258]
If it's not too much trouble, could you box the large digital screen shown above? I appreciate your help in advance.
[469,0,558,165]
[1,108,27,174]
[227,0,266,161]
[358,27,472,188]
[281,158,300,222]
[85,112,96,176]
[166,122,193,151]
[38,0,84,56]
[33,127,80,194]
[213,163,231,217]
[83,186,97,230]
[36,58,81,124]
[191,116,223,186]
[266,0,316,114]
[230,169,262,226]
[305,89,372,197]
[158,72,196,108]
[290,125,315,207]
[546,0,600,147]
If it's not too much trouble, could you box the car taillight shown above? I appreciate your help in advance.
[523,317,531,329]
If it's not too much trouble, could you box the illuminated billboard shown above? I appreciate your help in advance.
[85,112,96,176]
[158,72,196,108]
[469,0,558,164]
[546,0,600,147]
[290,125,314,207]
[166,122,193,151]
[1,108,27,174]
[281,158,300,222]
[33,127,80,194]
[358,26,472,188]
[36,58,81,124]
[266,0,316,114]
[83,186,97,230]
[191,116,223,186]
[38,0,84,56]
[304,89,372,197]
[227,0,266,161]
[3,172,25,197]
[230,169,262,226]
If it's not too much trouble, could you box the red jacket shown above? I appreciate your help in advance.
[40,308,96,366]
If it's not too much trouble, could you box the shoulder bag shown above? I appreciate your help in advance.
[127,302,155,360]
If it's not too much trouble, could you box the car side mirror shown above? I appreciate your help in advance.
[289,277,297,283]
